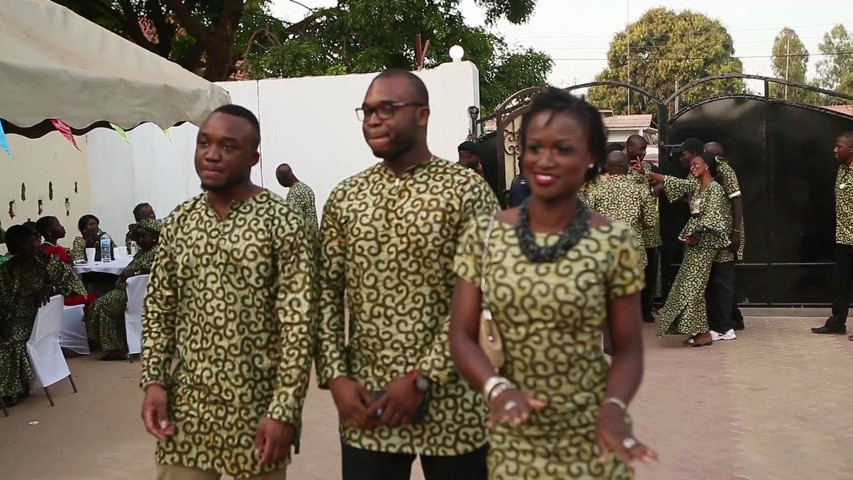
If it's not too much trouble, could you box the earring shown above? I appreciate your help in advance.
[588,164,595,169]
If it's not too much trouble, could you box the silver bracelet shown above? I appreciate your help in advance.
[482,376,510,401]
[488,382,517,403]
[602,396,627,411]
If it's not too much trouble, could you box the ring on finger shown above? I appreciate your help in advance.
[504,400,518,411]
[622,437,638,449]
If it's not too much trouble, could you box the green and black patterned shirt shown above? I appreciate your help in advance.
[631,162,663,248]
[316,157,499,455]
[286,182,319,237]
[587,174,655,268]
[141,191,317,478]
[837,162,853,246]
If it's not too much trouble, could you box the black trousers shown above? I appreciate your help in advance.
[341,443,488,480]
[641,248,658,315]
[706,261,736,333]
[830,244,853,326]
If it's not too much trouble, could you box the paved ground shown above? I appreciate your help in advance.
[1,316,852,480]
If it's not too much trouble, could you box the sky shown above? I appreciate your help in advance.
[271,0,853,87]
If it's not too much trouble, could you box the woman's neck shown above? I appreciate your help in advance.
[527,195,579,234]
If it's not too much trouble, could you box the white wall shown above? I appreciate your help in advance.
[86,61,479,230]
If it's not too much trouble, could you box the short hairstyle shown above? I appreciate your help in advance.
[211,104,261,148]
[839,131,853,142]
[372,69,430,105]
[519,87,607,183]
[627,134,647,146]
[5,225,36,252]
[132,203,152,222]
[23,221,39,235]
[35,216,58,236]
[679,137,705,155]
[458,141,481,156]
[697,153,719,177]
[606,142,625,154]
[78,214,99,233]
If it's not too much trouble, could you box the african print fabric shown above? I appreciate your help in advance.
[631,162,663,249]
[316,158,499,455]
[141,191,317,478]
[586,174,656,268]
[454,216,643,479]
[286,182,319,238]
[836,162,853,246]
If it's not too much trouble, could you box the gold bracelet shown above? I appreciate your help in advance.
[602,396,627,411]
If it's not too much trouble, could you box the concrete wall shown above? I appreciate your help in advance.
[85,61,480,231]
[0,132,91,253]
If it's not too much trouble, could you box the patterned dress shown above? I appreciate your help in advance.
[454,216,644,479]
[586,174,656,268]
[0,254,86,397]
[657,178,731,336]
[87,247,157,351]
[141,191,317,478]
[835,162,853,246]
[316,158,499,456]
[286,182,319,238]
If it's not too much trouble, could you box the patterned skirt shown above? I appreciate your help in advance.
[87,289,128,351]
[657,245,717,335]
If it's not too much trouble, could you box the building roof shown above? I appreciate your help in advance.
[603,114,655,130]
[823,105,853,117]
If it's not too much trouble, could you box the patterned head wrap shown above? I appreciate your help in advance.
[130,218,163,236]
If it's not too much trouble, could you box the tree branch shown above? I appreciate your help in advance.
[288,0,317,11]
[116,0,159,53]
[283,8,334,35]
[162,0,213,45]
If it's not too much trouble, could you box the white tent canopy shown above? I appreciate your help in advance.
[0,0,230,137]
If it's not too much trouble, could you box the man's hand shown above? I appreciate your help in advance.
[329,377,376,429]
[729,231,741,254]
[141,384,176,441]
[254,417,294,467]
[365,375,426,427]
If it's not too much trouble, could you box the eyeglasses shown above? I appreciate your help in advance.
[355,102,425,121]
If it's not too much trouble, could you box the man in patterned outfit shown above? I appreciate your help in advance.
[316,69,499,480]
[140,105,317,480]
[276,163,319,238]
[812,131,853,337]
[627,135,662,323]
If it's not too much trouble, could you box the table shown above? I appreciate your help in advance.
[72,256,132,276]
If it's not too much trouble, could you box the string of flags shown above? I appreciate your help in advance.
[0,119,10,155]
[49,119,81,151]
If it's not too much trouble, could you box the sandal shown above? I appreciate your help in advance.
[682,335,697,347]
[691,332,713,347]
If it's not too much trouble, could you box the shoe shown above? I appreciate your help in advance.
[713,329,737,341]
[733,322,745,331]
[811,324,847,334]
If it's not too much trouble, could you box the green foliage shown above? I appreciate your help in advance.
[816,24,853,96]
[587,7,744,115]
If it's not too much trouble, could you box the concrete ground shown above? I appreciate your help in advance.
[1,316,852,480]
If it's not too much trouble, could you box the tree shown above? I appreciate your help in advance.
[587,8,744,116]
[52,0,552,112]
[816,24,853,96]
[768,27,816,102]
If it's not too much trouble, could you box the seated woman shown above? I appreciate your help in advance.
[125,202,159,251]
[0,225,87,406]
[639,153,731,347]
[71,214,115,262]
[36,216,71,264]
[87,219,160,361]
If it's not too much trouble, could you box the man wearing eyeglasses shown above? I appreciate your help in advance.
[316,69,499,480]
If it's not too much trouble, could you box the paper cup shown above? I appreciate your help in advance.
[85,248,96,264]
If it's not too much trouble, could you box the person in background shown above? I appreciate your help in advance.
[88,219,160,361]
[36,216,71,264]
[126,202,157,249]
[703,142,745,338]
[0,225,87,407]
[276,163,319,238]
[627,135,662,323]
[587,150,656,269]
[508,157,531,208]
[317,69,498,480]
[23,221,41,245]
[812,131,853,338]
[71,214,114,262]
[639,153,731,347]
[140,105,317,479]
[450,88,656,479]
[458,141,485,176]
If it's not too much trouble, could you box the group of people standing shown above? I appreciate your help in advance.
[139,74,656,480]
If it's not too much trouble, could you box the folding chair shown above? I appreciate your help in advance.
[27,295,78,406]
[124,275,149,363]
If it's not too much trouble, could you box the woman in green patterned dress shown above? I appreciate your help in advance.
[0,225,87,406]
[639,154,731,347]
[88,218,160,360]
[450,88,657,479]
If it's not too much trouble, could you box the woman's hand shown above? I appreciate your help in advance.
[596,404,657,467]
[488,388,546,427]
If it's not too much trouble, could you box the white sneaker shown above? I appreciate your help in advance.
[710,330,723,341]
[716,329,737,341]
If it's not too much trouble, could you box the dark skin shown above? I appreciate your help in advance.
[833,136,853,341]
[450,110,657,467]
[458,151,484,176]
[627,137,663,196]
[81,218,100,246]
[329,75,431,430]
[137,205,156,221]
[142,112,290,467]
[275,163,298,188]
[43,218,66,245]
[704,142,743,254]
[606,151,629,175]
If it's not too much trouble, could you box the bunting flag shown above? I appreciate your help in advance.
[162,127,172,141]
[49,118,81,151]
[0,119,10,155]
[110,122,130,144]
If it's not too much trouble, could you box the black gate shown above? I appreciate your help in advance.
[480,75,853,306]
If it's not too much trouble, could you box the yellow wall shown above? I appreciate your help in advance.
[1,132,91,253]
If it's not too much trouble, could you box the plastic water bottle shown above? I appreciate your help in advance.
[100,233,112,263]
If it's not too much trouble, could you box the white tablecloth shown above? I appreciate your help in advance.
[72,256,132,276]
